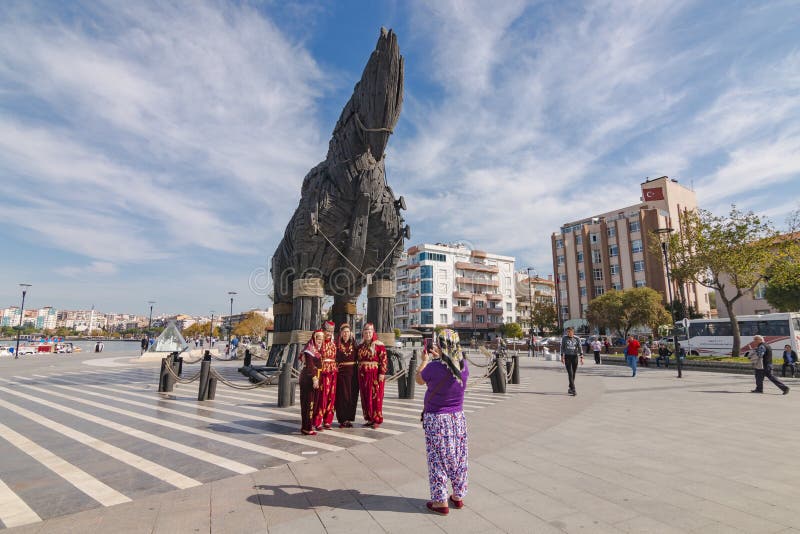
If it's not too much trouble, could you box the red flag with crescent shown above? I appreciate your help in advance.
[643,187,664,201]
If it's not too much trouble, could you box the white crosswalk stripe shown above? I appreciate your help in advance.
[0,477,41,528]
[0,396,200,490]
[0,421,130,507]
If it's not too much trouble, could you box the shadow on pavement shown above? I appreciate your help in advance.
[248,485,427,513]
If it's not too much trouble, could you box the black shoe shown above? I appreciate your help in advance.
[783,387,790,395]
[570,390,577,396]
[750,389,763,393]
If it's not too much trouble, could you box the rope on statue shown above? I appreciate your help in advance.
[314,223,404,283]
[162,363,203,384]
[208,367,274,390]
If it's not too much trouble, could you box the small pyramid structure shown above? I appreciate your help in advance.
[146,320,188,354]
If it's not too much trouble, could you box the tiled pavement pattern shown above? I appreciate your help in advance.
[0,360,519,530]
[2,357,800,533]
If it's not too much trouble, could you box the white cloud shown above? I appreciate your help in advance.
[55,261,118,277]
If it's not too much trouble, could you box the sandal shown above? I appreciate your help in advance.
[301,429,317,436]
[426,502,449,515]
[448,496,464,509]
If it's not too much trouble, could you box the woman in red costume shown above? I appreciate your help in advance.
[299,330,323,435]
[335,323,358,427]
[357,322,387,428]
[314,321,338,430]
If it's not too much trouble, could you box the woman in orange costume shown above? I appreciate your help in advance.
[357,322,387,428]
[299,330,323,435]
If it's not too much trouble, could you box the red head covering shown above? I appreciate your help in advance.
[304,329,325,353]
[362,322,378,343]
[323,320,335,330]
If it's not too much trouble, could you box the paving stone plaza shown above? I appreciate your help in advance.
[0,352,798,533]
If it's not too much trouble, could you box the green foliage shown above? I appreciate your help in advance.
[393,328,401,339]
[530,301,558,335]
[499,322,524,339]
[183,322,220,338]
[663,206,777,356]
[764,214,800,312]
[586,288,670,338]
[232,312,270,338]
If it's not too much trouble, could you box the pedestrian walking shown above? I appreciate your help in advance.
[357,323,387,428]
[299,330,323,435]
[415,328,469,516]
[334,323,359,428]
[750,335,789,394]
[140,335,149,355]
[590,337,602,364]
[560,327,583,396]
[625,335,640,377]
[781,344,797,378]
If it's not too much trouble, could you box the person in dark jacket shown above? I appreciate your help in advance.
[781,344,798,378]
[750,335,789,394]
[560,327,583,396]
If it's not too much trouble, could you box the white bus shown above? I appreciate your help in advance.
[677,313,800,357]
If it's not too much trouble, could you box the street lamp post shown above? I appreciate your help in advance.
[227,291,237,340]
[656,227,682,378]
[14,283,32,359]
[526,267,537,356]
[209,311,215,341]
[147,301,155,337]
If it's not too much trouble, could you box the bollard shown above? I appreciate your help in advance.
[491,355,508,393]
[278,360,294,407]
[243,348,252,367]
[173,352,183,377]
[158,357,170,392]
[207,375,217,400]
[405,350,417,399]
[198,351,212,401]
[511,354,520,384]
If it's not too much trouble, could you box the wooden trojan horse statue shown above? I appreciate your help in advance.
[268,28,409,370]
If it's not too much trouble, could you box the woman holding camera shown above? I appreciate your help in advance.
[415,329,470,516]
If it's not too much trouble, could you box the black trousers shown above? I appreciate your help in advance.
[754,365,787,392]
[593,350,601,364]
[781,362,796,377]
[564,354,579,391]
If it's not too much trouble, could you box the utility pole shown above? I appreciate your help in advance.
[14,284,32,359]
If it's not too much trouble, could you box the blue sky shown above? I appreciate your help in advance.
[1,0,799,316]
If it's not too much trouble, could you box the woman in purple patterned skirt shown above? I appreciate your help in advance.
[415,328,469,516]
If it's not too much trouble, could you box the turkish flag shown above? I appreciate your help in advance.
[643,187,664,201]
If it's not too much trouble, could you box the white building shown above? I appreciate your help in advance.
[395,243,516,341]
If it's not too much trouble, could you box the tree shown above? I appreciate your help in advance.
[183,322,220,339]
[664,206,776,356]
[530,301,558,335]
[586,288,670,339]
[764,210,800,312]
[499,322,523,339]
[232,312,269,339]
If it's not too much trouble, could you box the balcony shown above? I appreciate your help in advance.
[455,261,499,274]
[487,308,504,315]
[395,311,409,318]
[456,277,499,287]
[396,271,408,279]
[453,321,489,330]
[453,291,472,299]
[486,293,503,301]
[453,306,472,313]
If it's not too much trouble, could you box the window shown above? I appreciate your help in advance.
[457,299,469,307]
[475,300,485,308]
[632,239,643,253]
[556,239,564,249]
[440,314,448,323]
[578,270,585,281]
[418,252,445,262]
[561,306,569,317]
[609,264,619,275]
[753,281,767,299]
[592,250,602,263]
[580,287,587,297]
[421,296,433,309]
[439,299,448,308]
[635,280,646,287]
[590,233,599,244]
[557,255,565,265]
[421,280,433,293]
[612,282,622,290]
[607,227,616,238]
[576,235,583,245]
[506,303,512,311]
[558,273,567,282]
[420,265,433,278]
[560,289,567,300]
[593,268,603,281]
[595,287,605,296]
[633,260,645,272]
[477,315,485,324]
[577,251,584,263]
[608,245,619,257]
[629,220,641,233]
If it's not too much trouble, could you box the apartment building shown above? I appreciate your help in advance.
[551,176,710,331]
[514,272,556,335]
[0,306,57,329]
[395,243,516,340]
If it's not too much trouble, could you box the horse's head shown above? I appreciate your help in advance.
[330,28,403,162]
